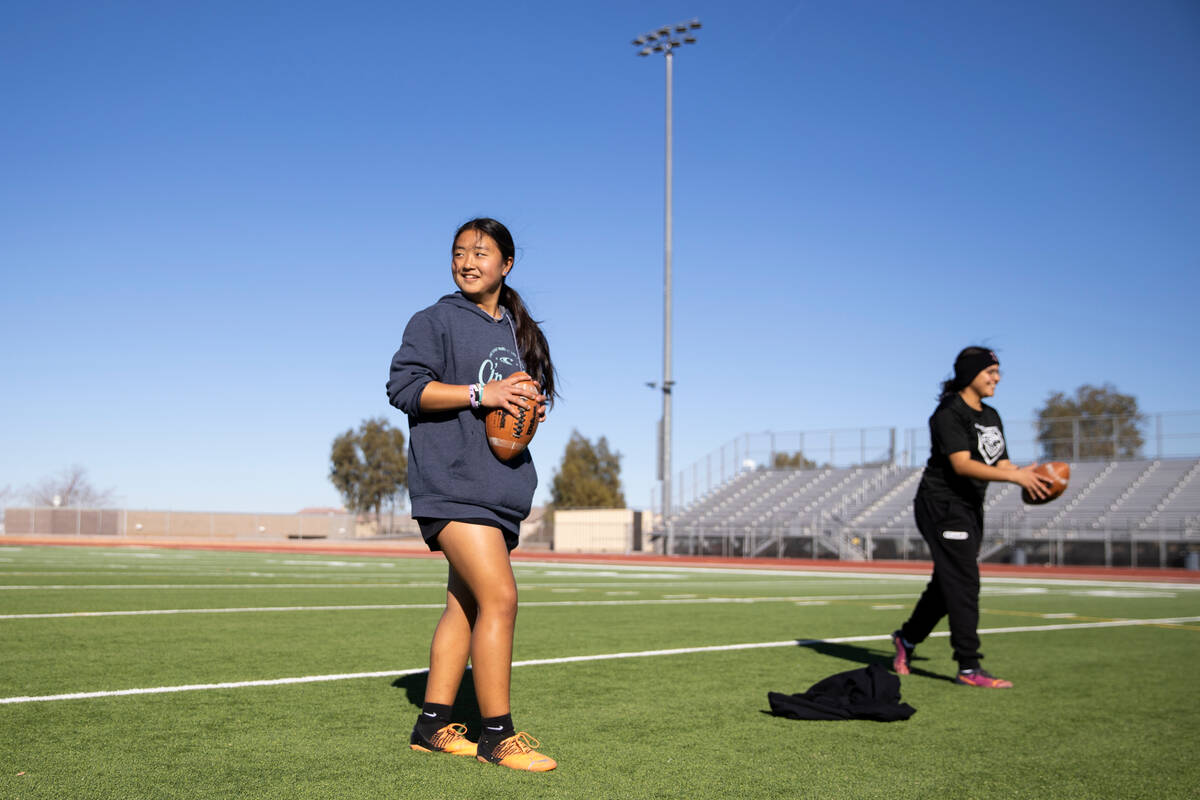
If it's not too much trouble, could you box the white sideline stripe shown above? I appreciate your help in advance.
[0,604,449,619]
[10,549,1200,589]
[514,560,1200,591]
[0,594,921,620]
[5,565,1198,592]
[0,590,1056,620]
[0,670,430,704]
[3,616,1197,706]
[511,616,1200,669]
[0,583,442,591]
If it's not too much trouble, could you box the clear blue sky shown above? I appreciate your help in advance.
[2,0,1198,513]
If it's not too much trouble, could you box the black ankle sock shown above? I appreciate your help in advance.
[414,702,453,738]
[477,713,515,755]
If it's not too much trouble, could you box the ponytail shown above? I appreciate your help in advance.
[500,283,558,405]
[937,377,958,403]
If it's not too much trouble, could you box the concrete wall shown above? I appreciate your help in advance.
[552,508,650,554]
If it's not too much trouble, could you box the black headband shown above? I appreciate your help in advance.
[953,350,999,390]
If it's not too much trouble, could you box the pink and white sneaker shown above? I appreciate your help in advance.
[955,669,1013,689]
[891,631,913,675]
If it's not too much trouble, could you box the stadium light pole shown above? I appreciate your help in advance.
[633,19,700,548]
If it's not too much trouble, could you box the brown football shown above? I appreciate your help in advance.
[1021,461,1070,505]
[484,375,542,461]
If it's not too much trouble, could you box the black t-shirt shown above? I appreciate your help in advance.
[917,395,1007,508]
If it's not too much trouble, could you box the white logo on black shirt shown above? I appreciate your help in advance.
[975,423,1004,465]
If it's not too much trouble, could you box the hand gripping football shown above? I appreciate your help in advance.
[484,373,542,461]
[1021,461,1070,505]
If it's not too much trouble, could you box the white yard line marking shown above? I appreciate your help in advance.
[8,560,1198,592]
[0,604,449,619]
[0,670,428,704]
[0,583,446,591]
[0,594,929,620]
[512,560,1200,591]
[1067,589,1178,598]
[9,549,1200,588]
[0,583,1171,621]
[3,616,1197,705]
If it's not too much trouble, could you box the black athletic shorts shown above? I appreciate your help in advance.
[416,517,519,553]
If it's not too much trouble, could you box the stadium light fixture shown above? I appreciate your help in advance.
[631,19,700,543]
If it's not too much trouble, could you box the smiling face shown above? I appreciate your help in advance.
[968,364,1001,399]
[451,229,512,306]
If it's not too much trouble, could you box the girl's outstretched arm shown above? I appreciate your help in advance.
[947,451,1053,499]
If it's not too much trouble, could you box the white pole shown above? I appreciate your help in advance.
[663,47,674,527]
[633,20,699,554]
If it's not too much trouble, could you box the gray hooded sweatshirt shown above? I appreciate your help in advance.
[386,292,537,531]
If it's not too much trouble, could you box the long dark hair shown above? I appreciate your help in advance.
[453,217,558,405]
[938,345,993,403]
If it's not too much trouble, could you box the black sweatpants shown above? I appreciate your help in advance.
[898,490,985,670]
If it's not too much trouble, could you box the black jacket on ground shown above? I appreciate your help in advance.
[767,663,916,722]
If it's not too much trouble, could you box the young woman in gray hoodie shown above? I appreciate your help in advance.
[387,217,558,771]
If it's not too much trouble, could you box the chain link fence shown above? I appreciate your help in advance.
[2,507,357,540]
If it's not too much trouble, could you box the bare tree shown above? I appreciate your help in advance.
[27,465,116,508]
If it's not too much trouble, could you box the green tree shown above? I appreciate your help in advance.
[772,451,819,469]
[329,417,408,522]
[550,430,625,508]
[1036,384,1144,461]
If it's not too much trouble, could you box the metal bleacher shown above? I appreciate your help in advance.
[667,457,1200,566]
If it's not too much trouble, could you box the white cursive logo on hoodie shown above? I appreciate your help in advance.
[479,346,520,384]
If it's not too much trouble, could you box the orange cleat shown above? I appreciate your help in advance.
[477,731,557,772]
[410,722,478,757]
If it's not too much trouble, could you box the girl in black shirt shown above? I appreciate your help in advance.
[891,347,1051,688]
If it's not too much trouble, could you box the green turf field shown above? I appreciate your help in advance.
[1,545,1198,799]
